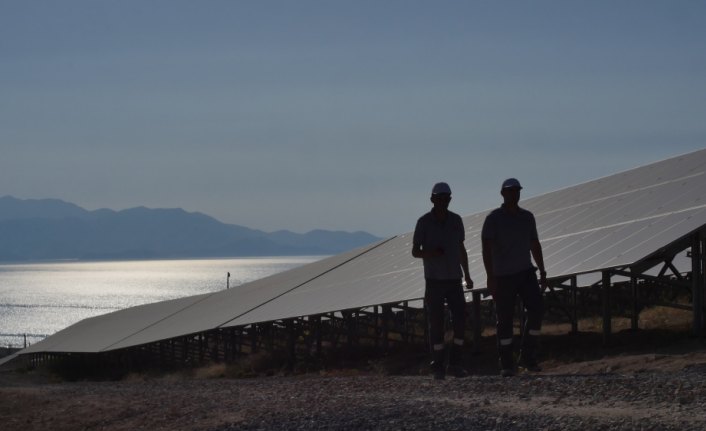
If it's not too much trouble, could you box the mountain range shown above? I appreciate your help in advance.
[0,196,383,262]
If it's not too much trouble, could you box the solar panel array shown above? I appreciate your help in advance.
[21,149,706,354]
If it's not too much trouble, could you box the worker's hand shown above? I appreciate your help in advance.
[539,271,549,291]
[464,275,474,290]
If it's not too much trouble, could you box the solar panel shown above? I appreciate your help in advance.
[18,149,706,354]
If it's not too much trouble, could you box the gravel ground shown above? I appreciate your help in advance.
[2,361,706,431]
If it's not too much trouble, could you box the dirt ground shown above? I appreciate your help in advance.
[2,347,706,431]
[2,308,706,430]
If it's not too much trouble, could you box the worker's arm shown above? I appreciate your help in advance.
[531,238,548,290]
[482,239,496,297]
[459,241,473,289]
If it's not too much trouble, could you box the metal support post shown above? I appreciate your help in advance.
[382,305,390,352]
[692,233,704,335]
[209,332,217,362]
[571,276,578,334]
[251,325,258,353]
[345,311,356,350]
[287,320,296,368]
[314,315,322,357]
[472,291,482,354]
[702,235,706,335]
[602,271,612,345]
[403,301,410,344]
[373,306,380,349]
[423,299,430,351]
[630,272,639,331]
[198,333,205,362]
[236,328,242,357]
[265,322,274,351]
[182,336,188,364]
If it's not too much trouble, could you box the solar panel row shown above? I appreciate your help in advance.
[21,149,706,354]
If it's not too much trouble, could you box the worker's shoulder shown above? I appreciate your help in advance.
[447,210,464,223]
[416,211,434,224]
[517,206,536,218]
[485,207,504,219]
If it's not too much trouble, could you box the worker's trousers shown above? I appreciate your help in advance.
[425,279,466,348]
[494,269,544,366]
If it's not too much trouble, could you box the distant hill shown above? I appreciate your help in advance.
[0,196,383,262]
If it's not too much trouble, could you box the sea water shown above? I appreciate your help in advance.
[0,256,322,348]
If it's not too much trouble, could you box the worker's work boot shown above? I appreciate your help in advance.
[447,343,469,378]
[518,334,541,372]
[430,347,446,380]
[499,343,516,377]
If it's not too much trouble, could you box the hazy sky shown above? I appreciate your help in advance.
[2,1,705,237]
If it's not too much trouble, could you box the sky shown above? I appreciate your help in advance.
[2,1,705,237]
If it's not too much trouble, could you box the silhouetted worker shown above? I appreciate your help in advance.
[412,182,473,379]
[482,178,548,377]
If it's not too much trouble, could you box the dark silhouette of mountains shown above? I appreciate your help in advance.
[0,196,383,262]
